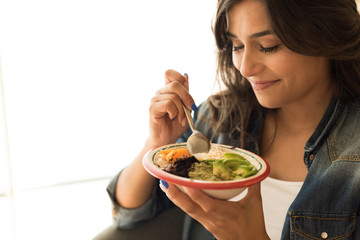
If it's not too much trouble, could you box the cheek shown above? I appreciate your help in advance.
[232,52,241,71]
[271,55,300,80]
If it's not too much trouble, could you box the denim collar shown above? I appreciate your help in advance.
[304,97,344,152]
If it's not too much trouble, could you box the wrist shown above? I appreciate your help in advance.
[144,137,176,150]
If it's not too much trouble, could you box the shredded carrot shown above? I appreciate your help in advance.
[159,148,190,162]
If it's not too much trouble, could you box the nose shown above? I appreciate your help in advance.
[234,49,264,78]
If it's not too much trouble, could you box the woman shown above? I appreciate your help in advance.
[106,0,360,239]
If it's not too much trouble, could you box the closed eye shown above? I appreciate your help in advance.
[232,44,280,53]
[232,45,244,51]
[260,45,279,53]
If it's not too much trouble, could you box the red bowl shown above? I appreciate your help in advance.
[143,143,270,200]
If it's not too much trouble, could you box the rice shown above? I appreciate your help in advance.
[193,145,229,160]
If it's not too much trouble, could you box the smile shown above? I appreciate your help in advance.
[250,79,280,91]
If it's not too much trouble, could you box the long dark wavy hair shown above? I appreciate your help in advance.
[209,0,360,148]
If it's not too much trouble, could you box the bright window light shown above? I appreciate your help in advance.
[0,0,217,239]
[0,0,217,189]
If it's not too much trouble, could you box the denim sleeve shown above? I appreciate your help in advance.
[106,171,175,229]
[105,102,209,229]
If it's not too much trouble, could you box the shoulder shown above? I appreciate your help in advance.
[347,97,360,112]
[194,100,212,122]
[330,97,360,161]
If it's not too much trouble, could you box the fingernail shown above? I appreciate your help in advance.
[191,103,198,112]
[171,117,176,121]
[160,180,168,189]
[183,73,188,76]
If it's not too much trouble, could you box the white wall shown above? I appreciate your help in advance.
[0,0,217,189]
[0,0,217,239]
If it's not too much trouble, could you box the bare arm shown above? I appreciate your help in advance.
[115,70,195,209]
[115,140,157,209]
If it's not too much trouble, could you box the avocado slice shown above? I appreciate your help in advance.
[223,158,251,167]
[212,161,233,180]
[223,152,247,161]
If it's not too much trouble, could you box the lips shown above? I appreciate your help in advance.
[249,79,280,91]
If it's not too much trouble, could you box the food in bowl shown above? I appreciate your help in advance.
[143,143,269,200]
[154,146,259,181]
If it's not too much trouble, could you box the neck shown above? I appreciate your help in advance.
[274,90,334,135]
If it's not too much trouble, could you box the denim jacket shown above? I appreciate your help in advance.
[107,97,360,239]
[280,97,360,239]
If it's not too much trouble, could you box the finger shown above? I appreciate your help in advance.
[157,81,195,114]
[164,70,195,110]
[149,97,180,122]
[247,182,261,197]
[182,187,219,213]
[151,93,182,116]
[164,69,189,90]
[183,73,189,90]
[161,182,206,218]
[243,183,262,205]
[151,92,189,125]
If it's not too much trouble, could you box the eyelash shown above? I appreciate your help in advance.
[232,45,280,53]
[260,45,279,53]
[232,45,243,51]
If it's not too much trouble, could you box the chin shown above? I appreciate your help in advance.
[255,95,282,109]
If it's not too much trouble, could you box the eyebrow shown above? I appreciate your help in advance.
[226,30,273,39]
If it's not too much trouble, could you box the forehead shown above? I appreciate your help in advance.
[227,0,270,36]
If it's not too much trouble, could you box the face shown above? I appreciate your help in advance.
[227,0,333,109]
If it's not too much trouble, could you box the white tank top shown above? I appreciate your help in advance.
[261,177,303,239]
[229,177,303,240]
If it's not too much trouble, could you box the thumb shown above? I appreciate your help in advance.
[246,182,262,202]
